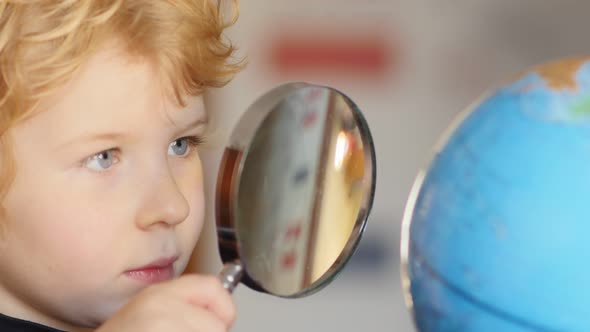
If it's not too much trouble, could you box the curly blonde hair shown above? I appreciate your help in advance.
[0,0,244,202]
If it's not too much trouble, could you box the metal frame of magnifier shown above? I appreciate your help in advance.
[215,82,377,297]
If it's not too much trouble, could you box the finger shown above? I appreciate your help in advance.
[182,305,227,332]
[156,296,228,332]
[166,274,236,327]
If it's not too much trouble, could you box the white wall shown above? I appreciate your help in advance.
[198,1,590,331]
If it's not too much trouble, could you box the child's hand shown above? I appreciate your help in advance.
[97,275,235,332]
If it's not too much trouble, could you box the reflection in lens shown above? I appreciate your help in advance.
[236,86,366,296]
[311,97,365,284]
[334,131,350,169]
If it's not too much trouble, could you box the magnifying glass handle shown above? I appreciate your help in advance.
[218,261,244,293]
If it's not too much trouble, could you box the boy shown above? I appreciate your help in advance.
[0,0,243,331]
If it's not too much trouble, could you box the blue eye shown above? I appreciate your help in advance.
[169,136,203,157]
[85,150,117,171]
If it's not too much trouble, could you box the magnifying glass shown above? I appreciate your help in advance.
[216,82,376,298]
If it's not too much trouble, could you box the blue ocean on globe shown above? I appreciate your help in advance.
[402,57,590,332]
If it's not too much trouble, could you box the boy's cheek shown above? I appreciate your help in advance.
[178,187,206,244]
[184,188,206,237]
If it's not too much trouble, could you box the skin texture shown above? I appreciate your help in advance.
[0,44,234,331]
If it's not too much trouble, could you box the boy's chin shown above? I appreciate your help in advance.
[61,289,139,329]
[55,262,189,328]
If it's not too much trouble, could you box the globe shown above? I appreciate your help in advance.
[401,57,590,332]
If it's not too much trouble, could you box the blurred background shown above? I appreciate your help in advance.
[194,0,590,331]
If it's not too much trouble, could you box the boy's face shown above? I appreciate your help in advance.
[0,45,207,329]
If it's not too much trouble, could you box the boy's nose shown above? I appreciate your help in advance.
[135,169,190,230]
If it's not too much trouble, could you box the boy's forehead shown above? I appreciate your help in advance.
[35,45,206,131]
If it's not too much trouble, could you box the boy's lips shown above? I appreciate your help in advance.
[125,255,179,284]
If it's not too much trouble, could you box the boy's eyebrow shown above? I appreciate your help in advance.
[174,116,208,134]
[54,132,128,152]
[55,117,208,152]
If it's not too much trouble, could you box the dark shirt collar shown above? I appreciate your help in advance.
[0,313,67,332]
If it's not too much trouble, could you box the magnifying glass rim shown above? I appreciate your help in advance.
[215,82,376,297]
